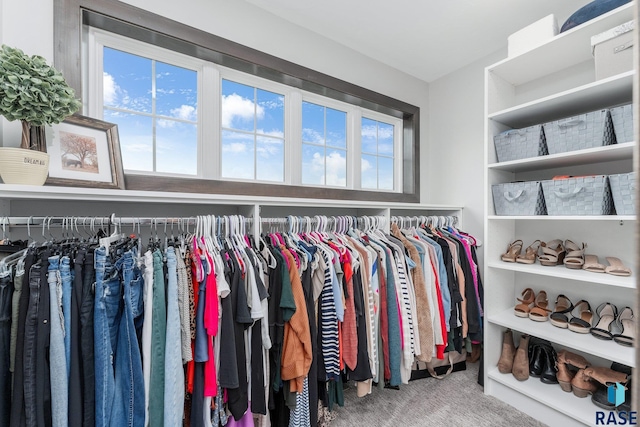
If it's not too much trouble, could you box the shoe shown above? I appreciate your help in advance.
[501,239,523,262]
[528,343,544,378]
[568,300,593,334]
[563,351,590,370]
[514,288,535,318]
[467,343,482,363]
[584,366,629,387]
[539,345,559,385]
[516,240,540,264]
[549,294,574,329]
[590,303,617,340]
[556,350,575,392]
[528,290,550,322]
[538,239,565,266]
[571,368,597,398]
[583,254,606,273]
[592,385,616,410]
[512,334,530,382]
[613,307,634,347]
[604,257,632,277]
[563,240,587,269]
[497,329,516,374]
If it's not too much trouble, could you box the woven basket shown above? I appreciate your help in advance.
[610,103,634,144]
[492,181,547,216]
[0,147,49,186]
[494,125,548,163]
[541,176,614,216]
[609,172,635,215]
[543,109,615,155]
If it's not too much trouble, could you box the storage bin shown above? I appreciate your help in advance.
[609,172,635,215]
[541,175,614,215]
[609,103,634,143]
[543,109,614,155]
[494,125,548,162]
[492,181,547,216]
[591,20,634,80]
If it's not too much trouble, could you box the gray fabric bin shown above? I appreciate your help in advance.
[541,175,614,215]
[494,125,548,162]
[610,103,634,144]
[609,172,635,215]
[492,181,547,216]
[543,109,615,155]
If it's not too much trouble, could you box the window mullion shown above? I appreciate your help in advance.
[201,64,219,179]
[288,90,302,186]
[350,108,362,190]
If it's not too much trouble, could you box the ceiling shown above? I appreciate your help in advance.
[246,0,590,82]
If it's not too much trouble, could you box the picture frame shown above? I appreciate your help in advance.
[45,114,125,189]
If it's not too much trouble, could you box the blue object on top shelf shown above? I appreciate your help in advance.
[560,0,631,32]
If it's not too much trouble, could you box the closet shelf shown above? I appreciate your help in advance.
[487,141,634,172]
[487,367,598,426]
[488,71,633,127]
[487,3,633,85]
[488,214,636,221]
[0,184,461,212]
[488,310,635,367]
[487,261,635,289]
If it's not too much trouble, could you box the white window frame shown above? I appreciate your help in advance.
[86,28,403,192]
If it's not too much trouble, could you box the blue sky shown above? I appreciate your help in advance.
[103,47,393,188]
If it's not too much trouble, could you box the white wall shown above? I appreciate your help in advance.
[427,49,506,266]
[0,0,431,202]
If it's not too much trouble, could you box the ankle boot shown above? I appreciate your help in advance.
[584,366,629,386]
[540,345,559,384]
[497,329,516,374]
[571,368,598,398]
[528,345,544,377]
[564,352,590,370]
[556,350,575,392]
[512,334,530,381]
[468,343,482,363]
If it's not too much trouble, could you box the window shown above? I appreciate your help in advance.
[361,118,395,190]
[221,79,285,182]
[301,102,347,187]
[61,1,420,202]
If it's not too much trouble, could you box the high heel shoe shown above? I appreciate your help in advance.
[563,240,587,269]
[590,303,617,340]
[538,239,565,266]
[613,307,634,347]
[528,290,551,322]
[568,300,593,334]
[501,239,523,263]
[549,294,574,329]
[514,288,535,318]
[516,240,540,264]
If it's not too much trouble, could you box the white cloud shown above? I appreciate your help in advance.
[222,94,263,128]
[171,104,197,121]
[303,128,324,144]
[157,119,176,129]
[361,158,372,172]
[123,143,152,153]
[308,151,346,187]
[103,72,119,105]
[257,129,284,139]
[361,124,377,139]
[222,142,248,153]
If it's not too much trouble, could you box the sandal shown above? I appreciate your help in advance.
[528,290,551,322]
[604,257,632,277]
[501,239,523,263]
[563,240,587,269]
[613,307,634,347]
[583,254,606,273]
[550,294,574,329]
[516,240,541,264]
[514,287,535,318]
[538,239,565,266]
[590,303,617,340]
[568,300,594,334]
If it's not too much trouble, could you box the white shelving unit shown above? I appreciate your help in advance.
[484,4,636,426]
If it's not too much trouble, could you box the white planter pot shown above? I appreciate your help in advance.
[0,147,50,185]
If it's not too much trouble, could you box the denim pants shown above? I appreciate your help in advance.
[94,247,145,427]
[0,271,13,427]
[164,247,185,426]
[149,249,166,427]
[60,255,72,374]
[48,255,68,427]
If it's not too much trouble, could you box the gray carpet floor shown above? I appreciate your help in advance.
[330,361,547,427]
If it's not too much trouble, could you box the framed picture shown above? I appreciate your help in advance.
[45,114,125,189]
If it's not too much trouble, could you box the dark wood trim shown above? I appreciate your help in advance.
[125,175,420,204]
[54,0,421,203]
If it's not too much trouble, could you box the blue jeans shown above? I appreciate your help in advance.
[94,247,145,427]
[60,255,72,375]
[164,247,185,425]
[48,255,68,427]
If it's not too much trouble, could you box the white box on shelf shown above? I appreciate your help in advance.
[591,20,634,80]
[508,14,558,57]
